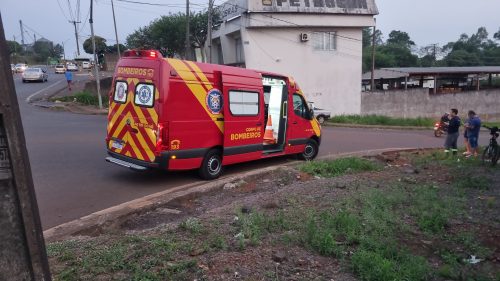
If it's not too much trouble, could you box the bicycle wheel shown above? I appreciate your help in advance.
[482,146,492,164]
[491,146,499,166]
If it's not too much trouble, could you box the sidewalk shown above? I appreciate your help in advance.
[31,71,112,115]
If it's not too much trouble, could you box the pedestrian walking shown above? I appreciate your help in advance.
[65,69,73,91]
[464,110,481,158]
[444,108,461,156]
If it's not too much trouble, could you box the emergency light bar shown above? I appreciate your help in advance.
[123,50,162,59]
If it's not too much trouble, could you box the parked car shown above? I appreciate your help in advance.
[54,64,66,74]
[22,67,48,83]
[10,64,15,73]
[15,63,28,73]
[82,61,91,69]
[308,102,331,124]
[66,63,78,71]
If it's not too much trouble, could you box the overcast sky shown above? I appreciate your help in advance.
[1,0,499,59]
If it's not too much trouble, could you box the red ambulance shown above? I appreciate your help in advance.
[106,50,321,179]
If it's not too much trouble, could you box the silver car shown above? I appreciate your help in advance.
[15,63,28,73]
[22,67,48,83]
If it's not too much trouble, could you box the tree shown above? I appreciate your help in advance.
[125,10,220,59]
[7,40,22,55]
[107,43,126,54]
[494,28,500,41]
[33,40,54,62]
[442,27,500,66]
[53,44,64,58]
[386,30,415,50]
[83,36,107,55]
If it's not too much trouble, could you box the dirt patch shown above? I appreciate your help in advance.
[47,150,500,281]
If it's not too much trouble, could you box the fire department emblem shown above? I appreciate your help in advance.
[138,85,152,105]
[206,89,222,114]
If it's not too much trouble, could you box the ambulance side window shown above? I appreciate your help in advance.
[292,94,308,119]
[114,81,128,104]
[229,90,259,116]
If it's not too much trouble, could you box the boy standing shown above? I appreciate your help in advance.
[444,108,461,156]
[65,69,73,91]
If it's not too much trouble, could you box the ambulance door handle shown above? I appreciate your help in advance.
[292,121,298,125]
[256,122,262,126]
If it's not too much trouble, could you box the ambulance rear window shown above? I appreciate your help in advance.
[134,83,155,108]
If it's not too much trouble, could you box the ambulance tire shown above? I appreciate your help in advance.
[299,139,319,161]
[199,149,223,180]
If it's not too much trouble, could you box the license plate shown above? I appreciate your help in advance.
[111,140,124,150]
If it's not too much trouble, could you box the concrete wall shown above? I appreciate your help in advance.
[361,88,500,120]
[243,26,364,115]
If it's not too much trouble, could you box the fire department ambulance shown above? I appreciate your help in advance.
[106,50,321,179]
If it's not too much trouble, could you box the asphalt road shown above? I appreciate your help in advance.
[12,72,489,229]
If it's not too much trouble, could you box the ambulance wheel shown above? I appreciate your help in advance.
[299,139,319,161]
[199,149,223,180]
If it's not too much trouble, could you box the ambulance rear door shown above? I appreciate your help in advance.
[221,74,264,165]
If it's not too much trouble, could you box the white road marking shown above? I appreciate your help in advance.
[26,80,65,103]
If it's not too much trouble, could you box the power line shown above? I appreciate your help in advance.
[56,0,71,21]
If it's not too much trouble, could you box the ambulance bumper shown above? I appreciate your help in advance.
[106,151,169,171]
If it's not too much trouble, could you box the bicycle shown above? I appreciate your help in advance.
[481,125,500,166]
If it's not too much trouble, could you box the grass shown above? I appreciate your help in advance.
[300,157,380,178]
[328,114,435,127]
[48,153,499,281]
[53,90,109,107]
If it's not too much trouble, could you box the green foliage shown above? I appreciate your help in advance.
[126,10,220,58]
[83,36,107,55]
[329,114,435,127]
[300,157,380,178]
[179,217,204,234]
[409,186,457,233]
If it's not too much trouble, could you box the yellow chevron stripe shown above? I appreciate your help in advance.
[126,133,145,161]
[133,130,155,161]
[185,61,214,91]
[132,106,156,145]
[167,59,223,133]
[112,111,133,140]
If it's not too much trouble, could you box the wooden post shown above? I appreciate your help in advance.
[370,20,376,92]
[0,13,52,280]
[404,76,408,90]
[477,74,480,91]
[433,75,437,94]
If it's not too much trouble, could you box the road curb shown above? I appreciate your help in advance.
[324,123,433,130]
[42,147,424,242]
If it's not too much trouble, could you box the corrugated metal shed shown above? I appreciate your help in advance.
[382,66,500,75]
[362,69,408,80]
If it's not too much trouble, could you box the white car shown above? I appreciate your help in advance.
[22,67,48,83]
[11,64,15,73]
[309,102,331,124]
[15,63,28,73]
[82,61,91,69]
[54,64,66,74]
[66,63,78,72]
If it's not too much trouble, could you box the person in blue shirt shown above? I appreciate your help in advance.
[465,110,481,158]
[444,108,461,156]
[65,69,73,91]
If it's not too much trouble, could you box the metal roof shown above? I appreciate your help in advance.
[382,66,500,75]
[362,69,408,80]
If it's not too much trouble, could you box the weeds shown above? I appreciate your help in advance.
[329,115,435,127]
[300,157,380,178]
[53,90,109,107]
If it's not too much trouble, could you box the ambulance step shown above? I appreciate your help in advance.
[105,157,149,171]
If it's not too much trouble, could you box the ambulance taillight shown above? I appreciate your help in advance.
[123,49,162,59]
[155,123,168,153]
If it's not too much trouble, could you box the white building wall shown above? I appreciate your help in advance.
[242,27,363,115]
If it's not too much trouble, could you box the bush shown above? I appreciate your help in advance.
[329,115,435,127]
[300,157,380,178]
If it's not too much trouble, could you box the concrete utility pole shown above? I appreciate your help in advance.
[19,20,25,46]
[207,0,214,63]
[370,19,377,92]
[110,0,121,58]
[185,0,191,60]
[62,42,66,60]
[89,0,103,109]
[70,20,82,56]
[0,13,52,281]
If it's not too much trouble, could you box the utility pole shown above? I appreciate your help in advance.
[0,13,52,281]
[207,0,214,63]
[70,20,82,56]
[370,19,377,92]
[110,0,121,58]
[62,42,66,60]
[185,0,191,60]
[89,0,103,109]
[19,20,25,46]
